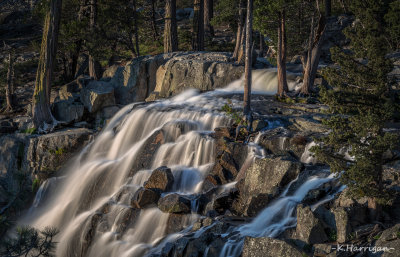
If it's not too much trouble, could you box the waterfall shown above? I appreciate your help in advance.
[21,69,326,257]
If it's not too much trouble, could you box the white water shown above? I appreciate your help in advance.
[219,173,338,257]
[21,69,330,257]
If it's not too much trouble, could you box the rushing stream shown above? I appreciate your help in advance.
[21,69,339,257]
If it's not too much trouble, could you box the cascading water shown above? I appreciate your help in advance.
[20,69,338,257]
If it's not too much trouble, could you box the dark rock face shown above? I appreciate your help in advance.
[52,100,84,124]
[131,187,161,209]
[296,205,328,244]
[242,237,307,257]
[158,193,192,214]
[233,155,303,217]
[144,166,174,192]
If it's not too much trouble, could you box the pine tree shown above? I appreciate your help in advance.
[32,0,62,132]
[164,0,178,53]
[192,0,205,51]
[313,0,398,219]
[243,0,253,117]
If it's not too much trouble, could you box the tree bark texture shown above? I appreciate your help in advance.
[6,52,15,111]
[204,0,214,36]
[88,0,100,80]
[192,0,204,51]
[301,15,326,95]
[277,10,288,97]
[32,0,62,132]
[243,0,253,116]
[164,0,178,53]
[233,0,245,61]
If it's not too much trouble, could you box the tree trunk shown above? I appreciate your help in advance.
[151,0,160,41]
[192,0,204,51]
[204,0,214,37]
[243,0,253,116]
[237,25,246,63]
[277,10,288,97]
[325,0,331,17]
[301,15,326,95]
[133,0,140,56]
[88,0,100,80]
[32,0,62,132]
[233,0,245,61]
[164,0,178,53]
[6,52,15,112]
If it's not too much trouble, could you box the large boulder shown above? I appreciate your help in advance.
[233,155,303,216]
[296,205,328,244]
[158,193,192,214]
[52,100,84,123]
[25,128,94,178]
[131,187,160,208]
[102,52,244,104]
[80,80,115,113]
[144,166,174,192]
[242,237,307,257]
[155,52,243,97]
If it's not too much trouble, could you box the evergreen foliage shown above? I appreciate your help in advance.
[0,226,59,257]
[313,0,399,204]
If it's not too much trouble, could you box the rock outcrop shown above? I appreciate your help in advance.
[234,155,303,216]
[242,237,307,257]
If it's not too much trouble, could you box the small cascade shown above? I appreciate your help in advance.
[219,173,339,257]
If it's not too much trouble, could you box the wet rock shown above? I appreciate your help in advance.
[129,129,165,175]
[233,155,303,216]
[242,237,307,257]
[296,205,328,244]
[213,189,238,214]
[165,213,188,234]
[81,80,115,113]
[144,166,174,192]
[52,100,84,123]
[131,187,160,208]
[333,207,351,243]
[158,193,191,213]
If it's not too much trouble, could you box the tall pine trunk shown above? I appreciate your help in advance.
[204,0,214,37]
[277,10,288,97]
[233,0,245,61]
[32,0,62,132]
[164,0,178,53]
[6,52,15,112]
[88,0,100,80]
[301,15,326,95]
[151,0,160,41]
[133,0,140,56]
[243,0,253,116]
[192,0,204,51]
